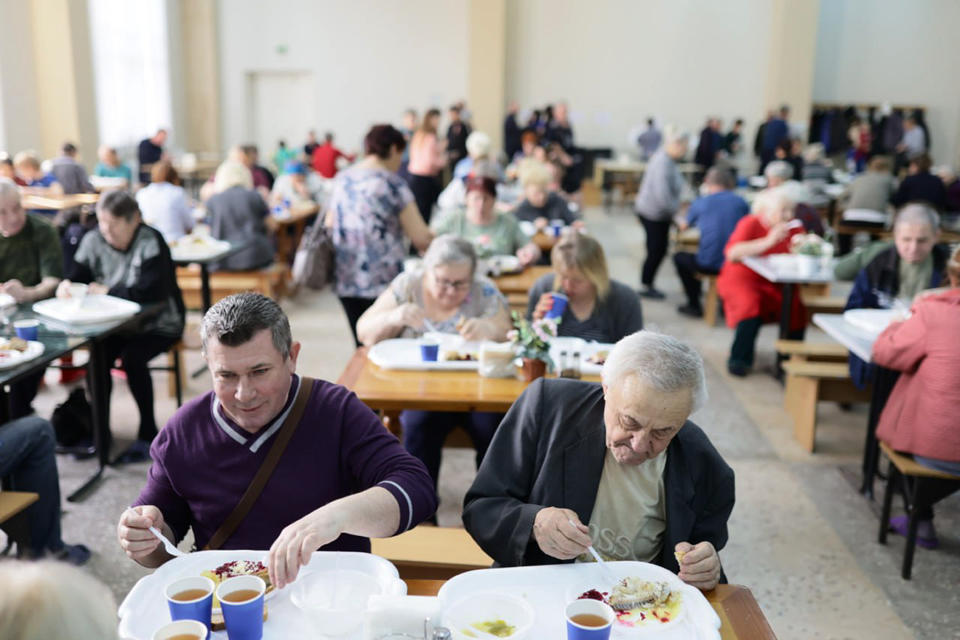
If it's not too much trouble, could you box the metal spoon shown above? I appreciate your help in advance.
[149,526,184,557]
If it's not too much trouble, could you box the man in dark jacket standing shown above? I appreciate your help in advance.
[463,331,734,590]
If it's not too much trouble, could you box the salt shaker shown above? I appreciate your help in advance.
[570,351,582,379]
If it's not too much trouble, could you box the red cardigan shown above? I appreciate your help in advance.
[873,288,960,462]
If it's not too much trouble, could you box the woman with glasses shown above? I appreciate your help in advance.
[356,235,510,495]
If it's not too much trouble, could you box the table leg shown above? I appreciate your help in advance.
[860,366,899,499]
[190,264,212,379]
[67,340,109,502]
[774,283,796,379]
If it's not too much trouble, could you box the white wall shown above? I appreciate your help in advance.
[505,0,775,152]
[217,0,469,155]
[0,0,41,154]
[813,0,960,167]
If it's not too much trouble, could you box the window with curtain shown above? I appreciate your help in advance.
[88,0,172,149]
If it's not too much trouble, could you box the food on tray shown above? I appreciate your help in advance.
[586,350,608,365]
[0,337,29,352]
[173,234,217,248]
[674,550,687,565]
[201,559,273,629]
[463,619,516,637]
[578,577,682,627]
[440,349,476,362]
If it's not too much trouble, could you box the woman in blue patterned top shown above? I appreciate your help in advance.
[328,124,433,345]
[357,235,511,495]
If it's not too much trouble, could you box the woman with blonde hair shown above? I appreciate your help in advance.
[511,159,582,228]
[0,560,118,640]
[528,231,643,342]
[206,159,273,271]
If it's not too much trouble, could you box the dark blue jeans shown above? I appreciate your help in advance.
[401,411,503,488]
[0,416,64,555]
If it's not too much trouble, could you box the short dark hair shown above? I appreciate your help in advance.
[734,118,744,126]
[911,153,932,173]
[449,104,462,114]
[201,292,292,359]
[62,142,77,155]
[324,132,334,142]
[364,124,406,159]
[97,190,141,222]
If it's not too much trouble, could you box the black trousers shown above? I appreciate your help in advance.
[673,252,718,309]
[638,217,672,287]
[8,371,45,419]
[99,332,180,443]
[338,296,376,347]
[729,317,805,368]
[405,174,441,224]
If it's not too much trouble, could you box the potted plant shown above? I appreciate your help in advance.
[508,311,557,381]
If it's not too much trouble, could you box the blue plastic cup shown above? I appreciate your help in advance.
[152,619,209,640]
[420,342,439,362]
[565,598,615,640]
[13,320,39,341]
[545,293,568,320]
[164,576,214,639]
[216,575,266,640]
[550,219,566,237]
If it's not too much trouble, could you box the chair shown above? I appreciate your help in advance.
[878,442,960,579]
[694,273,720,326]
[147,341,186,407]
[0,491,40,557]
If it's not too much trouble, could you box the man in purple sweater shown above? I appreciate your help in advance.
[116,293,437,588]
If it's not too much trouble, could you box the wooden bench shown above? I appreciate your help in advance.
[781,358,871,452]
[176,262,290,310]
[694,273,720,326]
[878,442,960,579]
[506,293,528,313]
[774,340,848,362]
[0,491,39,556]
[371,525,493,581]
[801,294,845,320]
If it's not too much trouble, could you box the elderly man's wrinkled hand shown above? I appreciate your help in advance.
[533,507,593,561]
[675,541,721,590]
[268,508,343,589]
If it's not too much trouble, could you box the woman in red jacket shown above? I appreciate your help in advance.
[716,187,805,376]
[873,246,960,549]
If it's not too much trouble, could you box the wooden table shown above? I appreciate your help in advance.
[22,192,99,210]
[337,348,599,437]
[271,201,319,264]
[404,580,777,640]
[491,265,552,296]
[532,230,559,253]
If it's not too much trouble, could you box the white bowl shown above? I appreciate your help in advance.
[444,592,535,640]
[289,569,383,636]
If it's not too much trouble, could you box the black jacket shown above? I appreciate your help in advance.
[463,378,735,577]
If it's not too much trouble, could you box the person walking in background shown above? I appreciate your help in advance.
[637,118,662,160]
[137,128,167,185]
[504,101,522,160]
[446,104,471,178]
[406,108,446,224]
[328,124,433,345]
[312,132,355,179]
[634,125,690,299]
[303,130,320,159]
[760,106,789,173]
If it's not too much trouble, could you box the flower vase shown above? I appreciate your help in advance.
[521,357,547,382]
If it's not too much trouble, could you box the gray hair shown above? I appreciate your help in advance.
[200,292,292,359]
[0,560,119,640]
[764,160,794,181]
[602,330,708,412]
[894,203,940,232]
[0,178,22,206]
[751,185,794,215]
[704,167,735,190]
[423,234,477,277]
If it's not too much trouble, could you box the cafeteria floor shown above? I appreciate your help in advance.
[22,200,959,640]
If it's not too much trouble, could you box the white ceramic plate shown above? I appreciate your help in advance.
[170,236,232,261]
[367,336,482,371]
[118,550,404,640]
[33,295,141,325]
[0,340,44,370]
[843,308,903,337]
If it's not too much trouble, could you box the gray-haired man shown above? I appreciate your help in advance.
[118,293,437,589]
[463,331,734,590]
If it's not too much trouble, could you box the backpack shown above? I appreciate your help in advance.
[51,388,94,449]
[291,219,335,290]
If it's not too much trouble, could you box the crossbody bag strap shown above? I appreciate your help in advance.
[203,376,315,551]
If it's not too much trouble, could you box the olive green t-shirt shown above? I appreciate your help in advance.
[0,214,63,286]
[431,208,530,259]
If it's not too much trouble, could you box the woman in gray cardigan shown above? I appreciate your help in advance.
[206,160,274,271]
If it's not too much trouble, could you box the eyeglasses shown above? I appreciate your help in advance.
[433,275,471,291]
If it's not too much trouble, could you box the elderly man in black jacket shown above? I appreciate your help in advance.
[463,331,734,590]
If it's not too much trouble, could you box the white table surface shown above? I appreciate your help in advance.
[743,255,835,284]
[812,313,874,362]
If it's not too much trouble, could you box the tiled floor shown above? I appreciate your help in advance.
[15,202,960,639]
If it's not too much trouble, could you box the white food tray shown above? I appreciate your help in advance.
[0,340,45,369]
[842,308,902,337]
[368,336,482,371]
[33,295,141,325]
[118,550,404,640]
[438,562,720,640]
[170,237,233,262]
